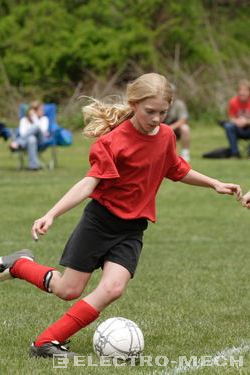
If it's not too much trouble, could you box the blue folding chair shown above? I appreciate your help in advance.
[16,103,60,170]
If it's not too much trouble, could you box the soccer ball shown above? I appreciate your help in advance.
[93,317,144,360]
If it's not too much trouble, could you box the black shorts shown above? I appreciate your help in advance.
[60,200,148,277]
[174,127,181,139]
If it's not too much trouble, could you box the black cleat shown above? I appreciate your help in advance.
[29,340,78,358]
[0,249,34,281]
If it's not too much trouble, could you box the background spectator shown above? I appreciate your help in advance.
[164,85,191,161]
[10,101,49,170]
[221,79,250,158]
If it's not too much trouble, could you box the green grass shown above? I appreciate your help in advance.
[0,124,250,375]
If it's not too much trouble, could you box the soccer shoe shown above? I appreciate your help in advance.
[29,340,78,358]
[0,249,34,281]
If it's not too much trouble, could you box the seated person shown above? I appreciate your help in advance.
[221,79,250,158]
[10,101,49,170]
[163,86,191,161]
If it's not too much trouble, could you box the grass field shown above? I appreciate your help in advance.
[0,123,249,375]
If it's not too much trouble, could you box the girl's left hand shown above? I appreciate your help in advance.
[214,182,242,200]
[241,192,250,208]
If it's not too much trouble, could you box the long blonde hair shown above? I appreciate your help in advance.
[82,73,173,137]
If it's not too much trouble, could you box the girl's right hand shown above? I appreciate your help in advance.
[241,192,250,208]
[31,214,54,241]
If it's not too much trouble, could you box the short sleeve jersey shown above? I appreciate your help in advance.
[228,96,250,119]
[86,120,191,222]
[164,99,189,124]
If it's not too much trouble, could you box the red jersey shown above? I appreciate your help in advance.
[86,120,191,222]
[228,95,250,118]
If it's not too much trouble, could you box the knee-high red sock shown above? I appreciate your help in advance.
[10,258,55,291]
[34,300,99,346]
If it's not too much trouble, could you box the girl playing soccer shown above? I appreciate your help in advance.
[0,73,242,358]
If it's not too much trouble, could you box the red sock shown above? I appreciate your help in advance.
[10,258,55,291]
[35,300,99,346]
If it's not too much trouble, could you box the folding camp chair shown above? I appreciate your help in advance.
[16,103,59,170]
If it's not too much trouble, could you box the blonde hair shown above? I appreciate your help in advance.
[82,73,173,137]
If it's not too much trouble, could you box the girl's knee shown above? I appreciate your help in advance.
[100,281,126,302]
[53,286,82,301]
[50,270,87,300]
[51,276,83,300]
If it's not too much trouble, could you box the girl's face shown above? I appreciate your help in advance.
[238,85,250,102]
[131,96,170,135]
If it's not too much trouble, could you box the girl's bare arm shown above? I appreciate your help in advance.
[32,176,100,240]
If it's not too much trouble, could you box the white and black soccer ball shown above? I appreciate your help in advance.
[93,317,144,360]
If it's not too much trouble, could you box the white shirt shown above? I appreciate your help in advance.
[19,115,49,137]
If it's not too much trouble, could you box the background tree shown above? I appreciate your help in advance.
[0,0,249,125]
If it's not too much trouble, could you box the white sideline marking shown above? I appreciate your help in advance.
[169,342,250,374]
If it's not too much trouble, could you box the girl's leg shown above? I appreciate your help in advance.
[2,251,131,357]
[84,261,131,311]
[32,262,130,356]
[50,267,92,300]
[1,249,95,357]
[1,250,90,300]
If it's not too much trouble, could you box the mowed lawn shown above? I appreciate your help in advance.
[0,123,249,375]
